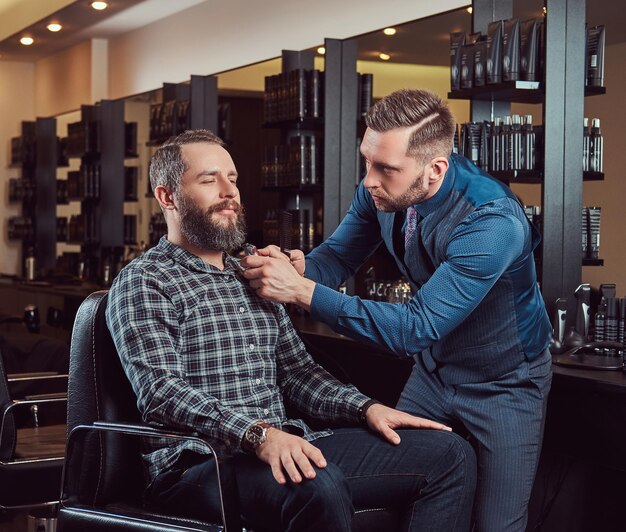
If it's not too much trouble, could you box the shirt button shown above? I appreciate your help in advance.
[255,378,261,384]
[239,307,245,313]
[249,344,255,350]
[264,409,269,415]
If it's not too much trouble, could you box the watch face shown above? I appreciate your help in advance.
[245,424,267,448]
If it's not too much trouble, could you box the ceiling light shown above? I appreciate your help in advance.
[91,1,108,10]
[466,6,473,14]
[383,27,397,36]
[47,23,62,32]
[379,53,390,61]
[20,36,34,46]
[317,46,326,55]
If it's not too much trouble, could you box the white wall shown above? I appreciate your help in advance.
[108,0,466,98]
[35,40,93,117]
[0,61,35,276]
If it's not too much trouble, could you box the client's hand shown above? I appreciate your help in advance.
[256,428,327,484]
[365,403,452,445]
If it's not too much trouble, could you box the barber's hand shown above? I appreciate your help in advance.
[256,428,327,484]
[365,403,452,445]
[255,245,306,276]
[241,252,315,310]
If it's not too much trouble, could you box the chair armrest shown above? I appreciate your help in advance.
[8,372,68,383]
[24,393,68,401]
[1,396,68,446]
[63,422,241,532]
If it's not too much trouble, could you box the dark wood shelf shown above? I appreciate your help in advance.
[583,171,604,181]
[585,86,606,97]
[449,81,542,103]
[583,258,604,266]
[449,82,606,104]
[491,170,543,183]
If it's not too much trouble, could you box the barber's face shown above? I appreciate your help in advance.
[175,143,246,251]
[360,127,430,212]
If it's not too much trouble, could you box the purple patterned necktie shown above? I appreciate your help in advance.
[405,205,418,248]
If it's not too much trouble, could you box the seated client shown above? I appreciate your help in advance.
[105,129,476,531]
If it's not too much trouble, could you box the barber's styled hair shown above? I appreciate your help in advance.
[149,129,225,195]
[365,89,456,162]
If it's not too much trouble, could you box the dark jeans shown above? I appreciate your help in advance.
[149,428,476,531]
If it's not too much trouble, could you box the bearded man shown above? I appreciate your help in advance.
[104,129,476,532]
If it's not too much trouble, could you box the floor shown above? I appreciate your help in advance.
[0,513,28,532]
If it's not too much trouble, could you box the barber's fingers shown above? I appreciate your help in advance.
[255,245,283,258]
[288,249,306,276]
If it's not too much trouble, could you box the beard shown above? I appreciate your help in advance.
[370,171,428,212]
[177,194,247,252]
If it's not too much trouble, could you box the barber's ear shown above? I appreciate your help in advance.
[428,157,449,183]
[154,185,176,211]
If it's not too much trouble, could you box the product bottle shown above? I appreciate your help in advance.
[25,246,36,281]
[522,115,535,170]
[510,115,523,170]
[590,118,603,172]
[490,118,501,172]
[582,117,590,172]
[618,297,626,358]
[594,297,606,354]
[501,116,512,171]
[605,298,619,356]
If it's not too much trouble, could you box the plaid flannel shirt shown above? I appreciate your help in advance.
[105,237,369,482]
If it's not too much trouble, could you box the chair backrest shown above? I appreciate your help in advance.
[0,344,16,461]
[66,290,146,506]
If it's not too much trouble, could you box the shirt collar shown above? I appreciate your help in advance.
[156,236,239,275]
[413,154,456,218]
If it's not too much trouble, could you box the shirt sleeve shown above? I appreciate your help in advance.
[306,181,382,288]
[273,305,369,424]
[105,266,256,450]
[309,208,527,356]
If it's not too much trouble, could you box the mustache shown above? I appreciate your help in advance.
[207,200,242,214]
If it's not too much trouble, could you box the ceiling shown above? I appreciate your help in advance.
[0,0,205,62]
[1,0,625,67]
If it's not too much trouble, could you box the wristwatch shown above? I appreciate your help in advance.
[242,422,273,452]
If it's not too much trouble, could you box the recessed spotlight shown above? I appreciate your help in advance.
[379,53,390,61]
[317,46,326,55]
[91,1,108,10]
[20,36,34,46]
[47,23,63,32]
[466,6,473,14]
[383,27,397,36]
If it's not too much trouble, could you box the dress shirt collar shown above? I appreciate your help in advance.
[413,153,457,219]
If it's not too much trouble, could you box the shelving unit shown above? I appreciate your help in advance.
[63,101,131,283]
[7,119,58,278]
[466,0,604,323]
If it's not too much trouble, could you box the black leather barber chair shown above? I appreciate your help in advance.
[0,338,67,517]
[58,291,400,532]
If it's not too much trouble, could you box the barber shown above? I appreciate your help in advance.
[242,88,553,532]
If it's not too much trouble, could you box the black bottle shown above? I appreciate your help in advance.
[582,117,590,172]
[522,115,535,171]
[605,298,619,356]
[510,115,523,170]
[589,118,603,172]
[594,297,606,354]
